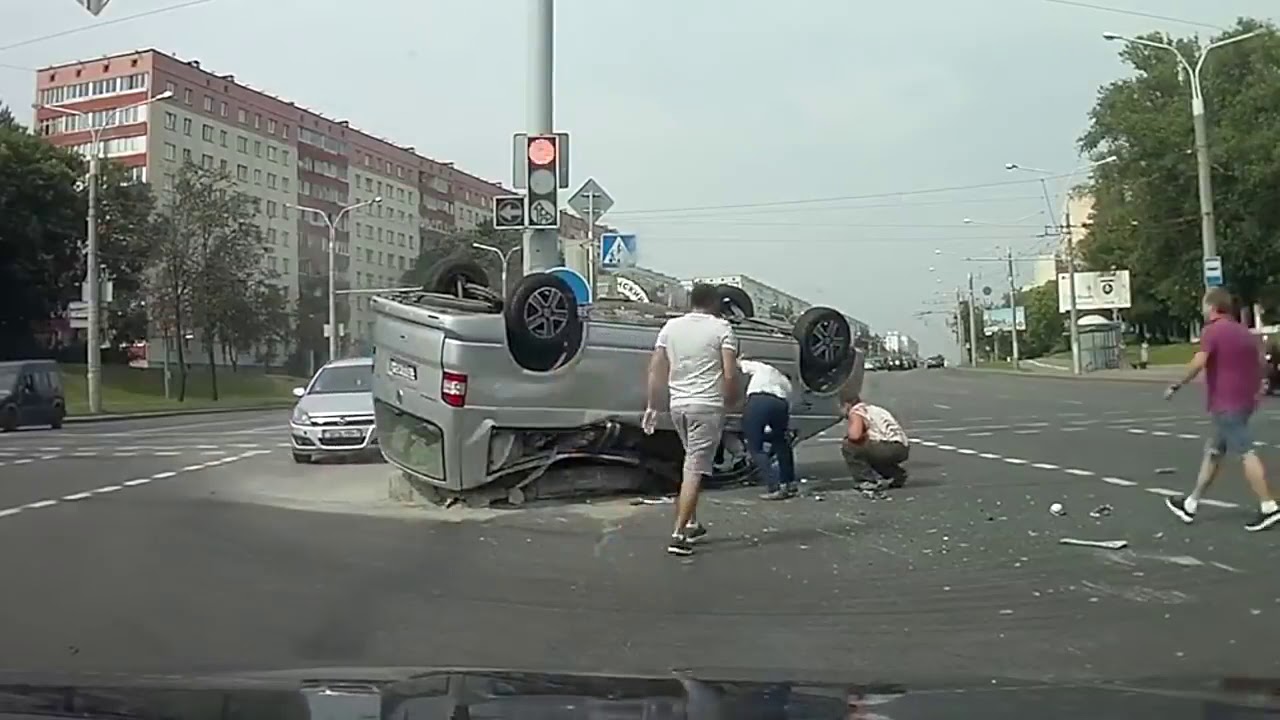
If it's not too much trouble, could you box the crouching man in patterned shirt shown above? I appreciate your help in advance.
[841,395,910,491]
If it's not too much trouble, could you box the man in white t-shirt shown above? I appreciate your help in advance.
[841,394,910,491]
[643,283,740,556]
[738,357,797,500]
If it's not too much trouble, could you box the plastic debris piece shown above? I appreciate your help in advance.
[1060,537,1129,550]
[1089,504,1114,518]
[1050,502,1066,516]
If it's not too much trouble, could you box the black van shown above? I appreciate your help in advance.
[0,360,66,431]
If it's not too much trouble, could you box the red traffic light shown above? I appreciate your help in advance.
[527,136,557,165]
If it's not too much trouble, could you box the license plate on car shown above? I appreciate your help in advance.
[322,429,363,439]
[388,357,417,381]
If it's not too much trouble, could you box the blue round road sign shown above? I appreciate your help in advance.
[547,266,591,306]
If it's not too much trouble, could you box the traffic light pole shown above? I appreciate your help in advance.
[524,0,559,274]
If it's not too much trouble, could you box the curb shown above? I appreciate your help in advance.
[65,402,294,424]
[953,367,1181,385]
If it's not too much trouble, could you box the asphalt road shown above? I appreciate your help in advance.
[2,375,1279,687]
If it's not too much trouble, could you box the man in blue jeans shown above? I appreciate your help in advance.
[738,358,796,500]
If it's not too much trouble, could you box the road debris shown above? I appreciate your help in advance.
[1155,467,1177,475]
[1050,502,1066,516]
[1089,504,1114,518]
[1060,538,1129,550]
[629,496,674,506]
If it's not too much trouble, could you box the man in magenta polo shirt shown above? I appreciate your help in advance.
[1164,287,1280,532]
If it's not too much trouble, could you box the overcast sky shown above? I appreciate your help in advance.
[2,0,1275,355]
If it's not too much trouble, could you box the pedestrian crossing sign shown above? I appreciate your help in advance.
[599,233,637,269]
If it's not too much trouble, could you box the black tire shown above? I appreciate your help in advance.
[292,452,312,464]
[716,284,755,320]
[50,403,64,430]
[426,256,490,297]
[0,405,16,432]
[505,272,583,371]
[793,307,852,371]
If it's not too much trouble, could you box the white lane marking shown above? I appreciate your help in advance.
[200,450,227,456]
[1062,427,1084,432]
[933,403,952,410]
[1128,428,1148,435]
[13,458,32,465]
[1003,457,1028,465]
[978,452,1000,459]
[112,452,138,457]
[1031,462,1060,470]
[1062,400,1085,405]
[936,444,957,451]
[153,451,180,456]
[956,448,977,455]
[0,450,262,522]
[1014,429,1040,435]
[1151,431,1171,437]
[230,443,261,448]
[1178,433,1199,439]
[1064,468,1095,477]
[1145,487,1181,497]
[969,432,993,437]
[1200,498,1239,509]
[1103,477,1137,487]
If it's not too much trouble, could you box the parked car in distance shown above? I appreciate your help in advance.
[289,357,379,463]
[0,360,65,431]
[926,354,946,368]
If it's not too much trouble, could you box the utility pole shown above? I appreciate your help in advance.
[967,272,979,366]
[523,0,558,274]
[954,287,965,364]
[1063,202,1082,375]
[1006,247,1020,370]
[290,197,382,362]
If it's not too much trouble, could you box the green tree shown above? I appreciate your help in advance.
[1080,19,1280,331]
[149,164,273,400]
[1021,280,1065,358]
[0,105,83,358]
[91,161,157,346]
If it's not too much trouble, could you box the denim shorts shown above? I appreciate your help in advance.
[1207,411,1255,456]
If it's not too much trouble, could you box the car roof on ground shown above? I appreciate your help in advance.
[322,357,374,369]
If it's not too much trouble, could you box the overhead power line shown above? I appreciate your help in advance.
[1041,0,1225,30]
[0,0,217,54]
[628,233,1040,244]
[608,174,1084,217]
[621,194,1050,222]
[628,219,1046,229]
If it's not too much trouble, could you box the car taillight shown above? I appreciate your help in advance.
[441,371,468,407]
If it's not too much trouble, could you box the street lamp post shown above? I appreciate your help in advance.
[289,196,382,362]
[1103,29,1262,288]
[37,89,173,414]
[1004,156,1118,375]
[472,243,522,298]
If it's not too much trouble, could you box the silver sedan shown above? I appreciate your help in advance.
[289,357,379,463]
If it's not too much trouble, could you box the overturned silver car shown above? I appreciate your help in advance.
[371,257,863,506]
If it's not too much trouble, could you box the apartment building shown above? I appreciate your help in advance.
[34,48,626,363]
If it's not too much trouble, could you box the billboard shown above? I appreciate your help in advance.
[1057,270,1132,312]
[983,307,1026,335]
